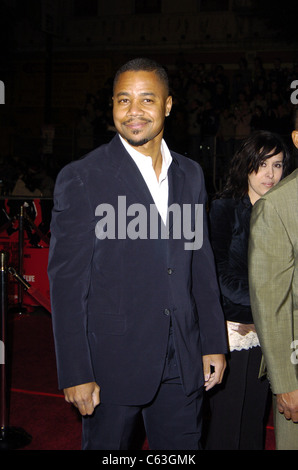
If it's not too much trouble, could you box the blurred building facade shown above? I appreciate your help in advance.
[0,0,297,185]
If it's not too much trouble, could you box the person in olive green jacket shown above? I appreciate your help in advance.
[249,109,298,449]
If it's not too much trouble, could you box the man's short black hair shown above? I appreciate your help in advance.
[113,57,170,96]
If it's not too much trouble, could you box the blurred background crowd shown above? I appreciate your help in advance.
[1,56,297,198]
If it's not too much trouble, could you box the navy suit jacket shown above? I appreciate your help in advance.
[48,135,227,406]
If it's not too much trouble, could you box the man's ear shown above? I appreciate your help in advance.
[165,95,172,117]
[292,130,298,149]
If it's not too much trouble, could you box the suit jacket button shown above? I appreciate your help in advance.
[167,268,174,274]
[164,308,171,316]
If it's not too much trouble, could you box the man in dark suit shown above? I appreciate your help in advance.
[48,58,227,450]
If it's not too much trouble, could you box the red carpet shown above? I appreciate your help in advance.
[4,309,275,450]
[7,311,82,450]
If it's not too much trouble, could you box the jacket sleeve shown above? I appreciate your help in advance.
[48,164,96,389]
[191,171,228,356]
[249,197,298,394]
[209,199,250,306]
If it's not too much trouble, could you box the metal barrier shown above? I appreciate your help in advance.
[0,251,32,449]
[0,197,52,313]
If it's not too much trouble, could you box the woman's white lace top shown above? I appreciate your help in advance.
[227,321,260,351]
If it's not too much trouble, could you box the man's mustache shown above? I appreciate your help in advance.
[123,118,152,125]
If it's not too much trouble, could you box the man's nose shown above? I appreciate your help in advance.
[127,100,143,116]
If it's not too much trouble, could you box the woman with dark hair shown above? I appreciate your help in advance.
[205,130,291,450]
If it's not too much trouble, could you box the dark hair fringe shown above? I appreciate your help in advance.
[217,130,291,200]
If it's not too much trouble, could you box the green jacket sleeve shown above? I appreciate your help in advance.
[249,197,298,394]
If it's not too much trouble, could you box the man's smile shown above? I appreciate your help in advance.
[123,118,152,130]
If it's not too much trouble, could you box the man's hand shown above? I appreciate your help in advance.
[203,354,226,391]
[276,389,298,423]
[64,381,100,416]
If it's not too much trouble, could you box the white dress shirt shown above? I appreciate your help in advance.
[119,135,172,224]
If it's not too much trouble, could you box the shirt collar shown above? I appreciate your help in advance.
[119,134,172,181]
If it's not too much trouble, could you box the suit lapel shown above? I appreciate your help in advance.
[107,136,186,232]
[109,135,156,207]
[167,156,185,232]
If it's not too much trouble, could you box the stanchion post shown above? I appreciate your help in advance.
[0,251,8,432]
[18,205,24,311]
[0,250,31,450]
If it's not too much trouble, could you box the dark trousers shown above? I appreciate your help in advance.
[82,328,203,450]
[205,346,269,450]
